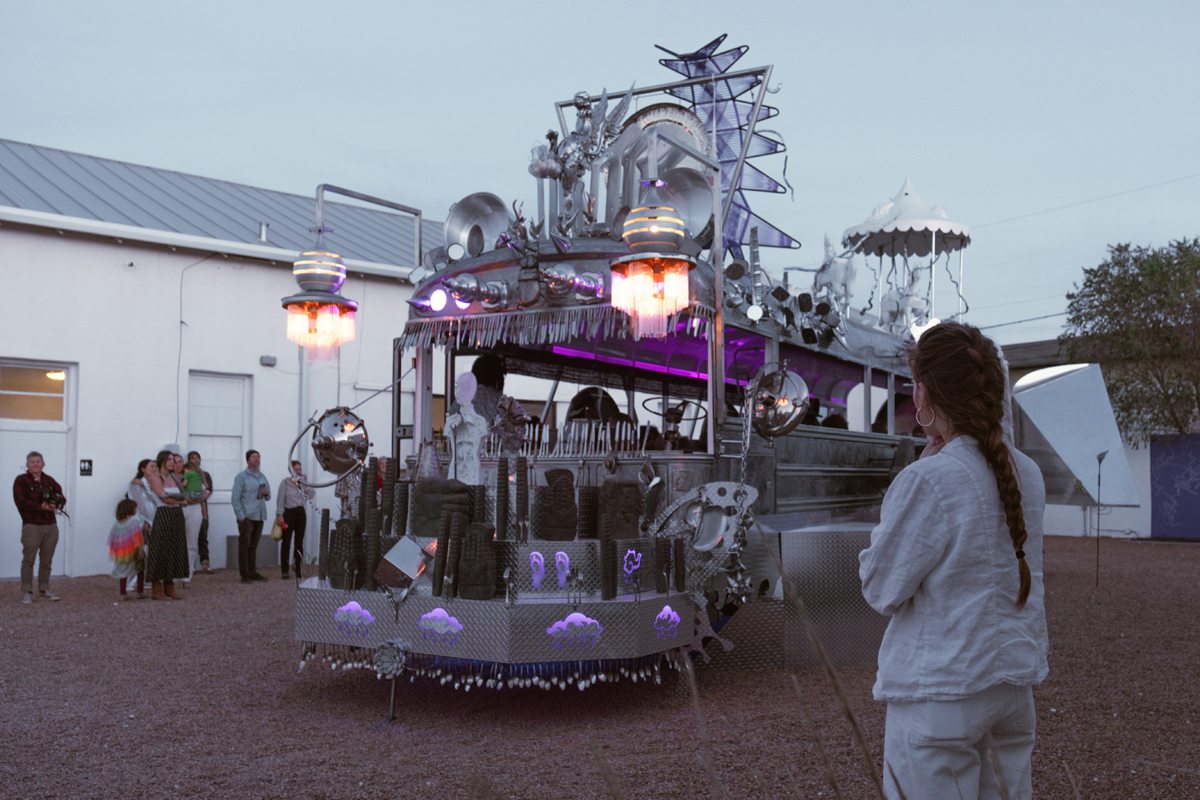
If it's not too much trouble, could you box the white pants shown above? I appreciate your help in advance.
[884,683,1036,800]
[182,504,204,581]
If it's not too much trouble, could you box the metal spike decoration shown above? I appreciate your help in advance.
[360,653,675,693]
[600,531,617,601]
[431,511,450,597]
[359,456,377,531]
[515,457,529,543]
[393,482,409,538]
[495,457,509,540]
[373,640,407,680]
[397,304,713,351]
[655,539,672,594]
[471,484,488,526]
[446,511,466,598]
[674,536,687,591]
[381,456,396,526]
[576,486,599,539]
[364,508,381,591]
[318,508,330,582]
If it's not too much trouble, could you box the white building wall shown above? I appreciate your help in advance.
[1,224,414,578]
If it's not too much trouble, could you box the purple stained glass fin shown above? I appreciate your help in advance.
[667,75,761,105]
[720,162,785,195]
[726,193,798,250]
[653,36,799,253]
[693,100,779,134]
[657,35,747,78]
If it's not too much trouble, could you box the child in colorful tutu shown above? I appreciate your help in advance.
[109,498,145,599]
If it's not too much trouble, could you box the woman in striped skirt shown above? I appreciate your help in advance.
[144,451,190,600]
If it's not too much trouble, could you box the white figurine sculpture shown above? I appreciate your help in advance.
[880,271,929,336]
[445,371,488,485]
[813,234,856,310]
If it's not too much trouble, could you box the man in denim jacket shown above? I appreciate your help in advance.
[231,450,271,583]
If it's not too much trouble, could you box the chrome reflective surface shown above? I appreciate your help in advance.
[751,368,810,438]
[444,192,511,258]
[312,407,369,474]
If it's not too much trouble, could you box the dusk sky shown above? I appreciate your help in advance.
[5,0,1198,345]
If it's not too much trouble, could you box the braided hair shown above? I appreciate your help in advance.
[910,322,1031,609]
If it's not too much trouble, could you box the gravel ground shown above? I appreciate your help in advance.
[2,535,1197,800]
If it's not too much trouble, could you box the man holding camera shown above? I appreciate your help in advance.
[231,449,271,584]
[12,451,64,604]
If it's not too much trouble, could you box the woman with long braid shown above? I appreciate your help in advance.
[859,322,1048,800]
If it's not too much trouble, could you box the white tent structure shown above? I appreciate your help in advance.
[1012,364,1140,507]
[842,178,971,334]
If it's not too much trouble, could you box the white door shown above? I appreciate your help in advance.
[1,362,74,580]
[187,372,250,569]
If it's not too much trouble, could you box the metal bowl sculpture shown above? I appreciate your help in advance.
[312,407,369,475]
[444,192,512,258]
[750,368,810,438]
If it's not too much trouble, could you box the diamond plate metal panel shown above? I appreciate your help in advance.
[704,600,787,671]
[778,523,887,669]
[296,578,694,664]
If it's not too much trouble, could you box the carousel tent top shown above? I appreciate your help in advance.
[842,177,970,258]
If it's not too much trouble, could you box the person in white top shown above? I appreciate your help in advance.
[859,321,1048,800]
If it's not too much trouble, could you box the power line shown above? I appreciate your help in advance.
[974,172,1200,230]
[972,293,1065,311]
[978,311,1067,330]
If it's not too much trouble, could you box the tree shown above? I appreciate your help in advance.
[1060,238,1200,445]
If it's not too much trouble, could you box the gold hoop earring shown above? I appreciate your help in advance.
[916,406,936,427]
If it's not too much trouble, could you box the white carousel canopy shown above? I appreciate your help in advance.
[842,177,970,258]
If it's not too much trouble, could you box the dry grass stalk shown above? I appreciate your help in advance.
[783,766,807,800]
[588,742,626,800]
[982,732,1014,800]
[1141,759,1200,777]
[754,515,886,799]
[790,673,847,800]
[717,714,775,800]
[1062,760,1083,800]
[684,657,731,800]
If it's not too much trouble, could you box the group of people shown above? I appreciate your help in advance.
[12,447,315,604]
[120,449,315,598]
[120,449,213,600]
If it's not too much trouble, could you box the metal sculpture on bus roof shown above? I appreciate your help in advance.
[657,34,798,259]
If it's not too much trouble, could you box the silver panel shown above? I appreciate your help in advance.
[777,523,887,669]
[704,600,787,671]
[296,579,695,663]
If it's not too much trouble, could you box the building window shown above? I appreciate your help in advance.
[187,372,250,493]
[0,365,66,421]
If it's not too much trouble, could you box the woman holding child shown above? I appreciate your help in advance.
[143,451,190,600]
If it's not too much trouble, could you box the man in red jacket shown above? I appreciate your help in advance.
[12,451,65,604]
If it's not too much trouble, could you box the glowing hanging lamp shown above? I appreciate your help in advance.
[282,230,359,362]
[610,180,695,340]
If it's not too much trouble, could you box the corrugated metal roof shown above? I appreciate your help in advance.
[0,138,442,267]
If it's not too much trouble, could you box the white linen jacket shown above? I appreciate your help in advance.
[859,435,1049,701]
